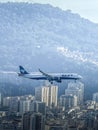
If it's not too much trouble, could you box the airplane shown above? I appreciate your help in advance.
[18,66,82,83]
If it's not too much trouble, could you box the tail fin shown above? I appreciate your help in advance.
[19,66,29,74]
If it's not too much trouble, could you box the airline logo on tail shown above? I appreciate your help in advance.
[19,66,29,75]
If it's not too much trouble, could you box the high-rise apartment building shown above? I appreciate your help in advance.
[9,97,20,112]
[23,112,45,130]
[35,85,58,108]
[35,86,49,106]
[30,101,46,115]
[60,95,78,110]
[19,100,31,114]
[93,93,98,103]
[3,96,20,112]
[30,113,45,130]
[3,97,11,107]
[65,82,84,105]
[22,112,31,130]
[49,85,58,108]
[0,93,2,107]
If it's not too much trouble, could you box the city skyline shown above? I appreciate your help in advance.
[1,81,98,130]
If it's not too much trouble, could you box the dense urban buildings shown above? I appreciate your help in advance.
[1,81,98,130]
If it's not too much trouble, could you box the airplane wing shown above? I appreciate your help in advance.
[39,69,62,83]
[39,69,53,80]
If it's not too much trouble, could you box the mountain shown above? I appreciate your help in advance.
[0,2,98,99]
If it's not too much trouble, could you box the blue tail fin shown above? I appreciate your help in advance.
[19,66,29,74]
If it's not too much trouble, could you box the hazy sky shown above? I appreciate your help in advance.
[0,0,98,23]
